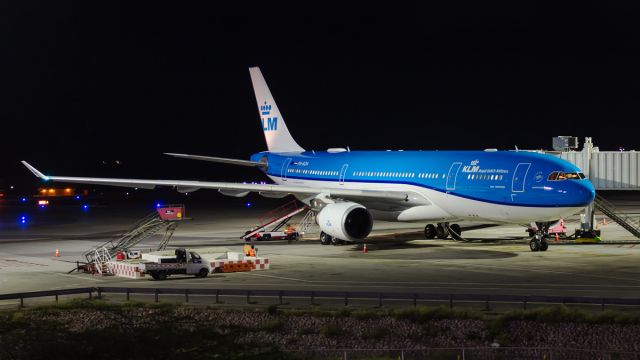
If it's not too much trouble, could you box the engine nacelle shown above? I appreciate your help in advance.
[316,202,373,241]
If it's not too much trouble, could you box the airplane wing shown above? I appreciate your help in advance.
[163,153,262,167]
[21,161,409,203]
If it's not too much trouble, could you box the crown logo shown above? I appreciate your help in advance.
[260,101,272,115]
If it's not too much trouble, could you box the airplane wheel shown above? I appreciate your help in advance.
[424,224,436,239]
[529,239,541,252]
[450,224,462,236]
[436,224,449,239]
[540,240,549,251]
[320,232,332,245]
[331,237,340,245]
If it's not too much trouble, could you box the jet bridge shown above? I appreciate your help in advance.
[553,137,640,239]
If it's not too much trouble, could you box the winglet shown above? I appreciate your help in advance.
[21,161,50,181]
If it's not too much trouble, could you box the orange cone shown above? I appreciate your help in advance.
[55,249,60,257]
[555,233,559,242]
[363,243,367,253]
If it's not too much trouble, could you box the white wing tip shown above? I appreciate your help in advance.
[21,161,49,181]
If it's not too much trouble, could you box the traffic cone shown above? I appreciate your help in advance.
[363,243,367,253]
[55,249,60,257]
[555,233,559,242]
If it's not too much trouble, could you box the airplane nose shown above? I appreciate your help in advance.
[576,180,596,206]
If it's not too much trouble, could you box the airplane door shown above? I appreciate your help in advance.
[339,164,349,185]
[512,163,531,193]
[446,162,462,191]
[281,158,292,181]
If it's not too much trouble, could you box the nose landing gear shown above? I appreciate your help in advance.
[529,227,549,252]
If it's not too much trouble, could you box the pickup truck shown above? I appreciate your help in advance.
[143,248,211,280]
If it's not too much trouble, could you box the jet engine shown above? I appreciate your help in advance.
[316,202,373,241]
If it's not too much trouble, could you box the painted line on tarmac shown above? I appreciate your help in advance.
[54,273,106,282]
[235,272,313,283]
[275,253,640,284]
[425,259,640,284]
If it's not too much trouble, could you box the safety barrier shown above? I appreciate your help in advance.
[211,257,270,272]
[106,261,144,279]
[2,287,640,310]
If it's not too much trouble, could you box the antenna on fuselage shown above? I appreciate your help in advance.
[515,145,519,152]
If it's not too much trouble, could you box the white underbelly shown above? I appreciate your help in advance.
[269,176,582,224]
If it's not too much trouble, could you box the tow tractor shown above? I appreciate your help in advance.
[142,248,211,280]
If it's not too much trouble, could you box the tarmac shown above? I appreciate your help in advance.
[1,194,640,305]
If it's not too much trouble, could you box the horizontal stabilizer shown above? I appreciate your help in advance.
[164,153,260,167]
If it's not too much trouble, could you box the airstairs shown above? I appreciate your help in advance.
[297,209,318,235]
[84,205,187,265]
[594,194,640,239]
[242,200,309,240]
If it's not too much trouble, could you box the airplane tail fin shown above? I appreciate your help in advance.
[249,67,305,153]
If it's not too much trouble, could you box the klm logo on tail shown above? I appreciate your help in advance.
[260,101,278,131]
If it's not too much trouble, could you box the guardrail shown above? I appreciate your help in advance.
[2,287,640,310]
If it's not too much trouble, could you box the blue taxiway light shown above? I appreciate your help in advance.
[75,195,81,200]
[82,204,89,210]
[19,216,27,224]
[245,202,252,208]
[21,197,27,203]
[155,203,161,208]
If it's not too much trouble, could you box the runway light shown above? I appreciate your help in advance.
[38,200,49,206]
[245,202,252,208]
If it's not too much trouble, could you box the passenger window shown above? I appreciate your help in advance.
[548,172,559,181]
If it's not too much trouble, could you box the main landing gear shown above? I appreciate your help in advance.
[319,232,348,246]
[424,223,462,240]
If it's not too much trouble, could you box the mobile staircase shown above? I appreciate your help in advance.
[83,205,188,272]
[242,200,309,240]
[594,194,640,239]
[297,209,318,236]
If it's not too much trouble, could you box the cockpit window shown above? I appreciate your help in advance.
[548,171,586,181]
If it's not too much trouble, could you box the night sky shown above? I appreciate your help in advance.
[2,2,640,189]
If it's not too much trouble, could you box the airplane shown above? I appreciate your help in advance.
[22,67,596,252]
